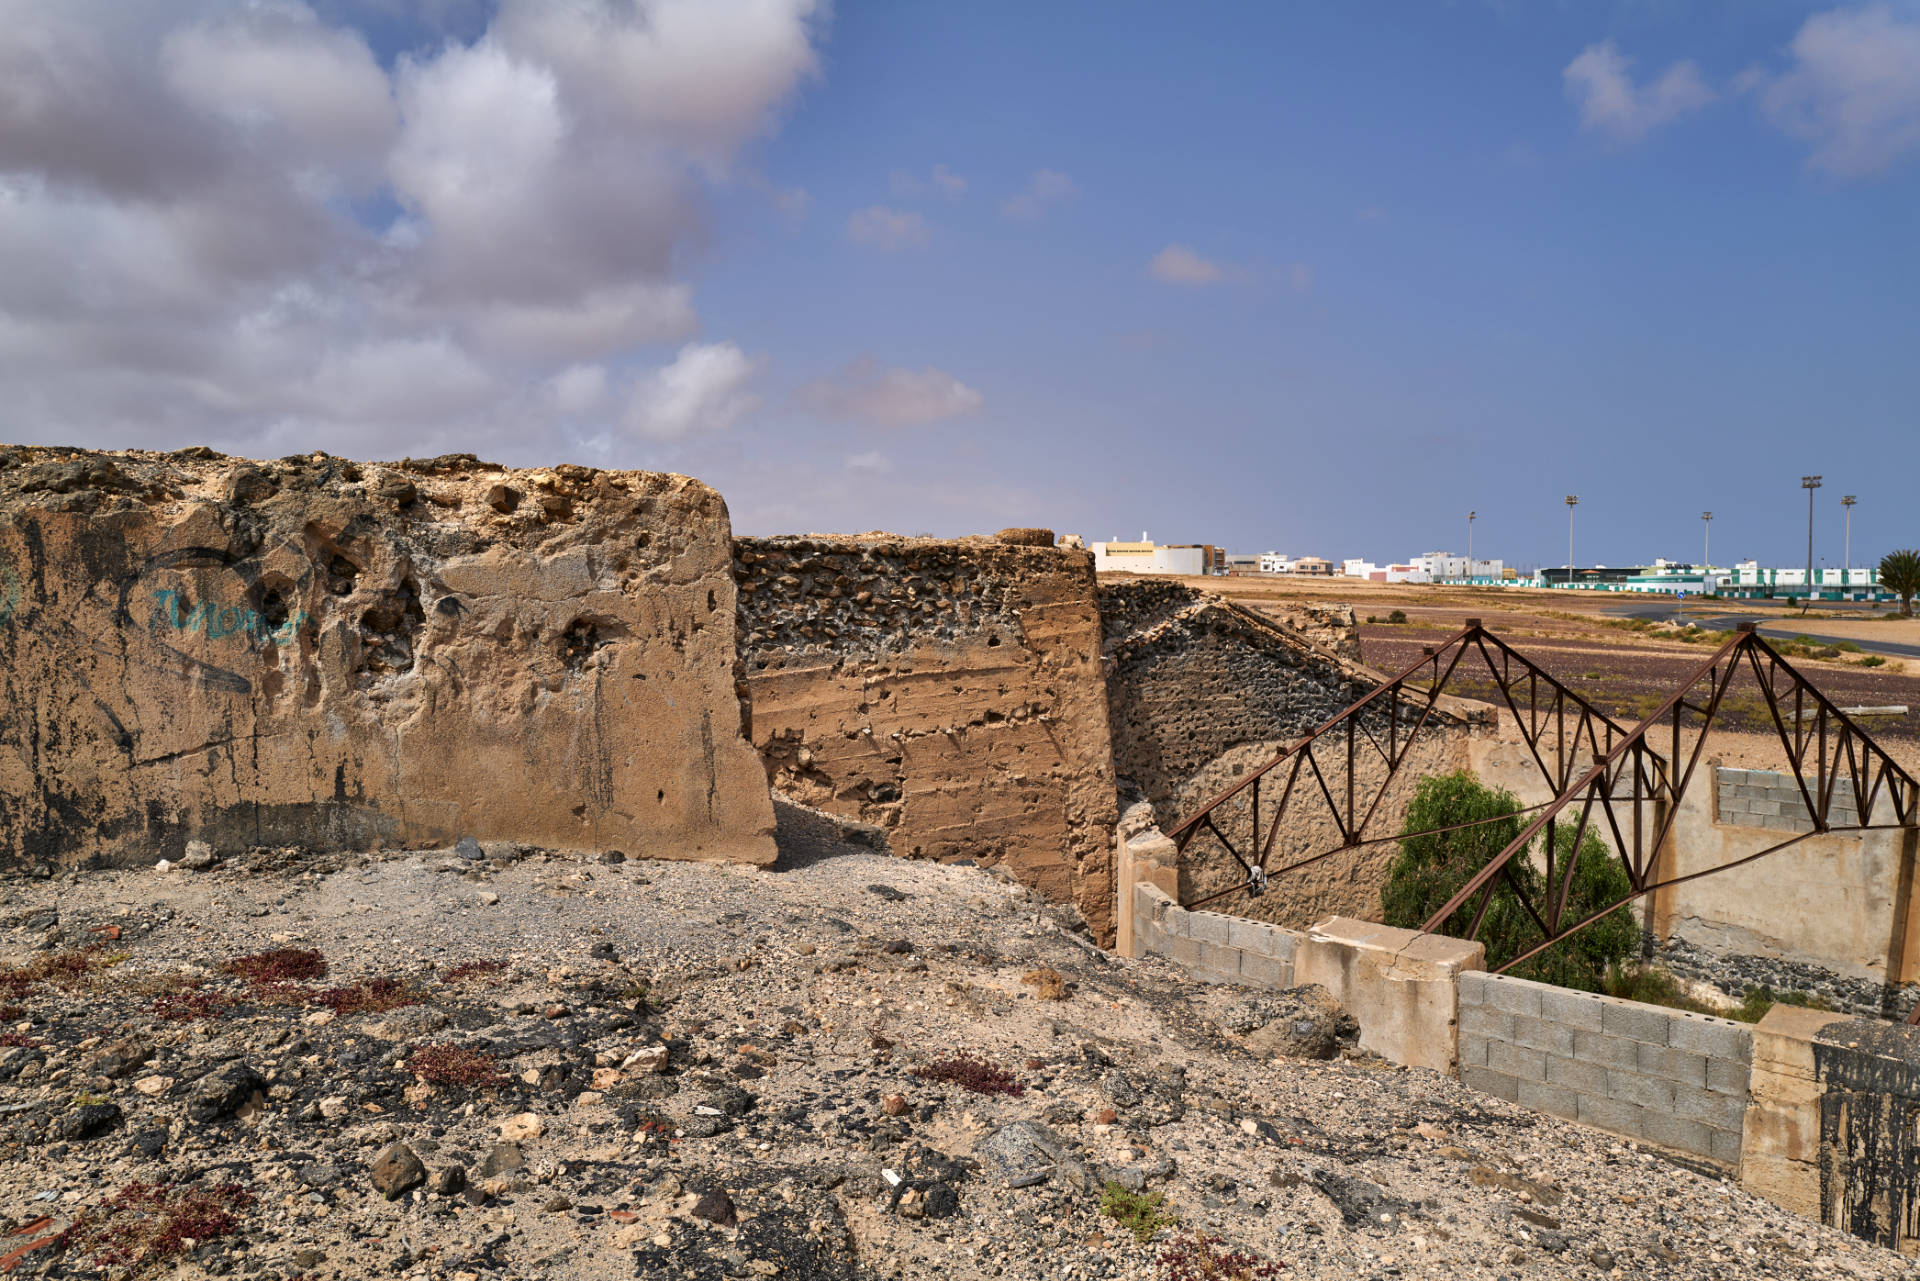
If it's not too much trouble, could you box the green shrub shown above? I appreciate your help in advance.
[1386,609,1408,624]
[1382,771,1638,991]
[1100,1181,1177,1243]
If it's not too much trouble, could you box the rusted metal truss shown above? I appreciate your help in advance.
[1166,619,1664,911]
[1421,626,1919,978]
[1166,621,1920,986]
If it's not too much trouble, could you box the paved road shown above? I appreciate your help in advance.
[1610,600,1920,659]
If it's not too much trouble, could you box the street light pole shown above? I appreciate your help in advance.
[1802,475,1823,606]
[1467,511,1475,579]
[1564,495,1579,584]
[1702,511,1712,580]
[1842,495,1857,589]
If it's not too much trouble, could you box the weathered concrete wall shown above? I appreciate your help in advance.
[1649,764,1920,1017]
[736,533,1118,937]
[1459,970,1751,1167]
[1101,579,1478,930]
[0,447,776,868]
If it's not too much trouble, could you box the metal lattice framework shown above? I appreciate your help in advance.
[1166,620,1920,982]
[1167,619,1664,910]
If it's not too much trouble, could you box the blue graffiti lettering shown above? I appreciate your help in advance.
[150,587,305,648]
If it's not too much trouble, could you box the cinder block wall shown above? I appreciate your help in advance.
[1132,882,1299,989]
[1459,971,1752,1167]
[1716,766,1859,831]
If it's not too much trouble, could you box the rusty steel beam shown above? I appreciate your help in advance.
[1167,621,1662,911]
[1420,627,1920,977]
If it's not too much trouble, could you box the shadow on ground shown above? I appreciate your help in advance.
[769,792,892,872]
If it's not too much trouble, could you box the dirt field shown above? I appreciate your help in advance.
[1149,575,1920,761]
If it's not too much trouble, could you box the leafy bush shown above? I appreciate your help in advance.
[1386,609,1408,624]
[1100,1181,1177,1243]
[1382,771,1638,991]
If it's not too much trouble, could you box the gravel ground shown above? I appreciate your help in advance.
[2,800,1912,1281]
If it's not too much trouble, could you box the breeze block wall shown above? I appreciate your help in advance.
[736,533,1119,938]
[0,446,777,869]
[1458,971,1752,1167]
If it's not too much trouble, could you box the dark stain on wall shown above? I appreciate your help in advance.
[1814,1019,1920,1249]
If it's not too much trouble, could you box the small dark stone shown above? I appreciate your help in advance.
[690,1188,736,1227]
[129,1128,168,1159]
[428,1165,467,1196]
[866,885,909,903]
[455,837,485,860]
[479,1142,525,1177]
[370,1142,427,1200]
[59,1102,122,1141]
[880,940,911,955]
[589,941,617,961]
[188,1061,265,1123]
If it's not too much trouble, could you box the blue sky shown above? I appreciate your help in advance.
[4,2,1916,569]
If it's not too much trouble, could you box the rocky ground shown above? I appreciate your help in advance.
[2,801,1912,1281]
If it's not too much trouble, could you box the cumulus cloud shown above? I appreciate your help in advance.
[624,341,763,440]
[1000,169,1076,221]
[1755,5,1920,176]
[1563,41,1714,142]
[1147,244,1224,285]
[845,205,929,251]
[796,356,983,427]
[0,0,824,452]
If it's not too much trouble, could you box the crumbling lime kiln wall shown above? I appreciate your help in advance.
[0,447,775,868]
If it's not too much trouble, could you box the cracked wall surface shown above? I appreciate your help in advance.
[0,446,775,868]
[735,534,1118,938]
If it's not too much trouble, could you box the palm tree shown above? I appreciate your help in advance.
[1879,549,1920,618]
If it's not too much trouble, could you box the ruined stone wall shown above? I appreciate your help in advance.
[736,534,1118,936]
[0,446,776,869]
[1100,580,1477,929]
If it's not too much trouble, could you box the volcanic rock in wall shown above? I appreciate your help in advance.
[0,446,775,868]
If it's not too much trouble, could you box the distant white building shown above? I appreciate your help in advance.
[1092,536,1210,576]
[1410,550,1505,580]
[1258,552,1291,574]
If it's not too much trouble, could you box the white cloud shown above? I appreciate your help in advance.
[891,163,966,199]
[1148,244,1224,285]
[548,362,610,415]
[1563,41,1714,142]
[1000,169,1076,221]
[1757,5,1920,176]
[845,205,928,251]
[797,356,983,427]
[845,450,889,473]
[0,0,824,452]
[625,341,763,440]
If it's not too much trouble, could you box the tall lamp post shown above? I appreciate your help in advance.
[1801,475,1823,607]
[1702,511,1713,583]
[1467,511,1475,579]
[1564,495,1579,585]
[1842,495,1857,590]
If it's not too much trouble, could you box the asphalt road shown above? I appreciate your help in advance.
[1611,600,1920,659]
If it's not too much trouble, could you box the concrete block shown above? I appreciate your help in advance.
[1160,907,1190,940]
[1189,912,1233,947]
[1238,951,1290,990]
[1458,970,1491,1007]
[1667,1016,1752,1063]
[1459,1003,1514,1041]
[1572,1029,1641,1071]
[1295,917,1480,1074]
[1706,1055,1751,1097]
[1483,974,1544,1018]
[1164,934,1201,969]
[1517,1078,1579,1121]
[1609,1071,1676,1112]
[1577,1093,1645,1140]
[1635,1041,1708,1087]
[1600,999,1674,1046]
[1138,917,1165,959]
[1751,1006,1853,1079]
[1742,1153,1822,1220]
[1487,1040,1547,1082]
[1461,1065,1519,1102]
[1228,916,1274,955]
[1673,1082,1750,1133]
[1538,985,1605,1032]
[1640,1109,1713,1158]
[1193,939,1241,977]
[1544,1053,1610,1096]
[1510,1014,1577,1058]
[1710,1125,1744,1169]
[1458,1033,1491,1068]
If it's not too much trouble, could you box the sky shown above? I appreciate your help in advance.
[2,1,1917,569]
